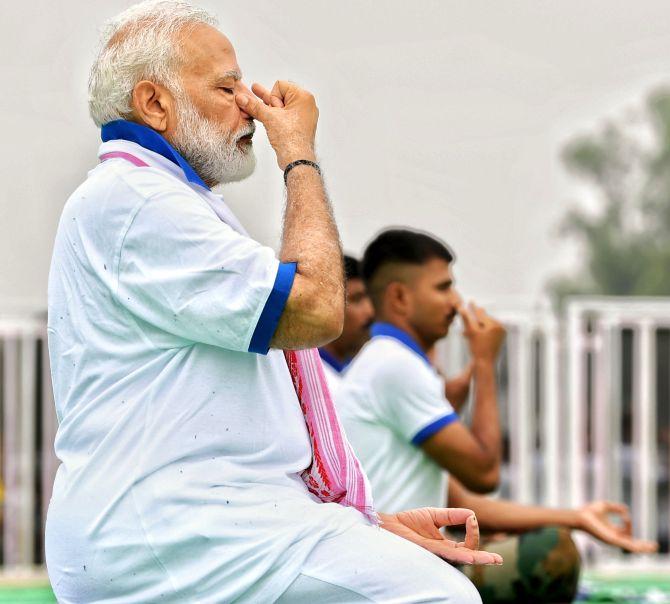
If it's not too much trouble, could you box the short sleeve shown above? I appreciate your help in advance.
[374,351,458,446]
[116,190,294,353]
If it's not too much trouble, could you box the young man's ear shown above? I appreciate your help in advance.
[387,281,411,316]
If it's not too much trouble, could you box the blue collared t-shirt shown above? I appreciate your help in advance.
[335,322,458,513]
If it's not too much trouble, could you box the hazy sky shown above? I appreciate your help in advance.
[2,0,670,312]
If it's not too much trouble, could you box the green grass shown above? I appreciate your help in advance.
[0,586,55,603]
[2,574,669,603]
[578,573,670,603]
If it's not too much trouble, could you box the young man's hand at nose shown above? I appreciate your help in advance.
[458,302,506,364]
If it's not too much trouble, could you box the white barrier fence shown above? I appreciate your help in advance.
[0,314,57,569]
[1,297,669,570]
[439,296,670,569]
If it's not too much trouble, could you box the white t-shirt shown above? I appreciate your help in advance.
[318,348,348,397]
[46,123,366,603]
[337,324,458,513]
[322,360,343,396]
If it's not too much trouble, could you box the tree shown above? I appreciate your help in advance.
[550,87,670,301]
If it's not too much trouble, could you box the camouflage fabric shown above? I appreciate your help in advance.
[461,527,581,603]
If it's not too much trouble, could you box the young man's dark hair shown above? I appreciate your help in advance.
[362,229,455,284]
[344,254,362,281]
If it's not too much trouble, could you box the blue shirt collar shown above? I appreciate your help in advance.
[370,322,431,365]
[100,119,210,190]
[318,348,350,374]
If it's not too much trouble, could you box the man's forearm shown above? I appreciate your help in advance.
[449,479,580,533]
[280,164,342,292]
[469,360,502,467]
[271,164,344,349]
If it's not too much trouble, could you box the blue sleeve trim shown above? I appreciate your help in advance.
[410,412,459,446]
[248,262,297,355]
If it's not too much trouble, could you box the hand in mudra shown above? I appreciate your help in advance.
[379,507,503,566]
[578,501,658,553]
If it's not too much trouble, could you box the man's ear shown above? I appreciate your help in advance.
[131,80,174,132]
[387,281,411,317]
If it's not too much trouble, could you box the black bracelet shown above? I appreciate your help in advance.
[284,159,321,184]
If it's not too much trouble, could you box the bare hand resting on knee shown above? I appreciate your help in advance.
[379,508,503,565]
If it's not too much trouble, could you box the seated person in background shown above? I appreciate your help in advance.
[337,228,658,604]
[318,255,374,393]
[343,229,507,498]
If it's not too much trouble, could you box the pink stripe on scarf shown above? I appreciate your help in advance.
[285,349,377,523]
[100,151,150,167]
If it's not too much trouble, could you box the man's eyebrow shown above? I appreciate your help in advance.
[217,70,242,81]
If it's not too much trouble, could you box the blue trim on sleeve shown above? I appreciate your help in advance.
[248,262,297,355]
[410,412,459,446]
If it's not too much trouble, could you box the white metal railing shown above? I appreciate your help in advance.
[438,296,670,568]
[0,315,58,569]
[1,297,669,571]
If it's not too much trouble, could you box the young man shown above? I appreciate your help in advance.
[318,255,375,392]
[341,229,506,504]
[45,4,499,602]
[337,228,657,603]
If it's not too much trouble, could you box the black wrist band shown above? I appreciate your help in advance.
[284,159,321,184]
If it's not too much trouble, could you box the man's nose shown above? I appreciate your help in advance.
[236,81,254,119]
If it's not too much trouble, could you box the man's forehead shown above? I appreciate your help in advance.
[346,278,367,293]
[180,24,241,76]
[423,257,453,278]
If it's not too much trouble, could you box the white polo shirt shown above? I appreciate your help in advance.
[46,120,366,603]
[336,323,458,514]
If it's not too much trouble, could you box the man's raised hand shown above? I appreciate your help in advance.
[235,80,318,170]
[458,302,506,363]
[379,507,503,566]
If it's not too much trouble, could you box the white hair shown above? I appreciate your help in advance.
[88,0,218,127]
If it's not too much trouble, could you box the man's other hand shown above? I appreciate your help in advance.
[458,303,506,363]
[578,501,658,553]
[379,507,503,566]
[236,81,318,170]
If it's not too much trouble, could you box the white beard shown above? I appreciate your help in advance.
[171,94,256,186]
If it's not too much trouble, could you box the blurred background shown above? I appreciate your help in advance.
[1,1,669,601]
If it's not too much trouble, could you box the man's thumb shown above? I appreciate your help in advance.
[236,94,266,120]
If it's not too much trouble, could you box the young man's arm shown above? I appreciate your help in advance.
[421,304,505,493]
[237,81,344,351]
[442,362,473,413]
[448,477,658,553]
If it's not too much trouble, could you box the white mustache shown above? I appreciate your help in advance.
[236,122,256,140]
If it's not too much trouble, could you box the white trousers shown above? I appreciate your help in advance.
[276,521,482,603]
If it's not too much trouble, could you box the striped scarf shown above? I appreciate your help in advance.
[284,349,377,523]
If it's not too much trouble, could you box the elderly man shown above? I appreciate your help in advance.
[45,2,501,602]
